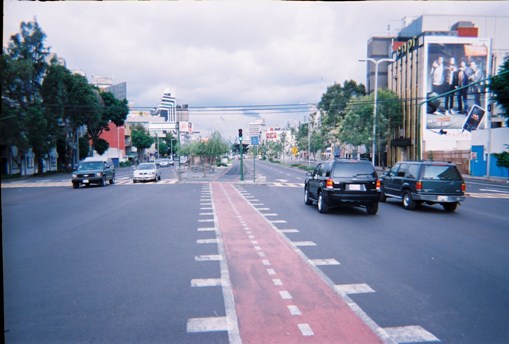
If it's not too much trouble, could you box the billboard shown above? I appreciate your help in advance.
[424,37,491,132]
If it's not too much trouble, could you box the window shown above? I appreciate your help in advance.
[422,165,462,180]
[332,163,376,178]
[406,164,419,179]
[396,163,409,177]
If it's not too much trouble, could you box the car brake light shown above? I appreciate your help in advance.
[325,178,334,189]
[416,181,423,191]
[376,179,381,191]
[462,183,466,192]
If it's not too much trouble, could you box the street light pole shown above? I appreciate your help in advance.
[360,58,394,166]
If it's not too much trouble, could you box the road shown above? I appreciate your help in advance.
[2,161,509,343]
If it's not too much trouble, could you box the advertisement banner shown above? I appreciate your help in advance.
[462,104,486,132]
[424,37,491,131]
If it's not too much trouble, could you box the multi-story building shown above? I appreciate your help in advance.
[368,14,508,176]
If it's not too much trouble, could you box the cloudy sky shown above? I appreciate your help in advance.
[3,1,509,139]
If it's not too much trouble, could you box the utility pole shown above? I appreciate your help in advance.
[239,129,244,181]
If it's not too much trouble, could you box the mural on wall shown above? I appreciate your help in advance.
[424,37,491,132]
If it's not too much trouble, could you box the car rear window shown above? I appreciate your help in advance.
[332,162,376,178]
[422,165,462,181]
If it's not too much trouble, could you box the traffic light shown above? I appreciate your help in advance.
[238,129,243,140]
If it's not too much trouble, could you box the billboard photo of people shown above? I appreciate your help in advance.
[424,37,491,131]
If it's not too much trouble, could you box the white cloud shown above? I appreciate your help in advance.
[3,1,509,139]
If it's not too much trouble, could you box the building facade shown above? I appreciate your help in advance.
[375,15,508,174]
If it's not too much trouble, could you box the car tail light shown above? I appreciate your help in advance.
[376,179,381,191]
[325,178,334,189]
[462,183,466,192]
[416,181,423,191]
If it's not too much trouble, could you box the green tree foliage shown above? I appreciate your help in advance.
[490,57,509,124]
[93,138,109,156]
[2,19,50,174]
[181,131,229,168]
[85,89,128,154]
[318,80,366,129]
[78,136,90,160]
[131,125,154,161]
[338,89,402,163]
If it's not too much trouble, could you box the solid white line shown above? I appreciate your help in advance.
[195,255,222,261]
[334,284,375,295]
[287,305,302,316]
[256,208,270,211]
[384,325,439,343]
[279,290,292,299]
[262,213,278,217]
[197,238,220,244]
[187,317,229,333]
[271,220,287,224]
[272,279,283,286]
[191,278,223,287]
[199,212,214,216]
[213,183,241,343]
[310,258,340,266]
[293,241,317,247]
[280,229,299,233]
[298,323,314,336]
[198,219,214,222]
[197,227,216,232]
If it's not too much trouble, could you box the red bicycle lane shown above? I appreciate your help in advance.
[212,182,385,344]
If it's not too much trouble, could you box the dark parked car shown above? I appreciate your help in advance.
[380,160,466,212]
[304,159,381,214]
[72,157,116,189]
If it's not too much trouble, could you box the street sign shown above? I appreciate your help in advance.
[251,136,259,145]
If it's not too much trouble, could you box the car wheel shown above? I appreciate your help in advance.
[158,175,161,181]
[402,191,416,210]
[317,191,329,214]
[379,189,387,202]
[99,178,105,187]
[109,174,115,184]
[442,202,458,212]
[304,186,313,205]
[366,202,379,215]
[72,183,79,189]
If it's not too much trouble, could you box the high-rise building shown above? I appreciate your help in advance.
[156,89,177,122]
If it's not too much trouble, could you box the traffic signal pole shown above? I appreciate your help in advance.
[239,129,244,181]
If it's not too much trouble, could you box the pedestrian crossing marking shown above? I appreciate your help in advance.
[466,192,509,199]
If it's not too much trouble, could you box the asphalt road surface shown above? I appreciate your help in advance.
[3,161,509,343]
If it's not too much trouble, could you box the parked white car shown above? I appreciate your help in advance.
[133,163,161,183]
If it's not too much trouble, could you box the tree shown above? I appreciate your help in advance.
[41,61,73,169]
[85,89,128,154]
[2,19,50,175]
[131,125,153,162]
[318,80,366,130]
[490,57,509,125]
[338,89,402,165]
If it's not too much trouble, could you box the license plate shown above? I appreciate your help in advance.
[437,196,450,201]
[83,179,89,183]
[348,184,362,191]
